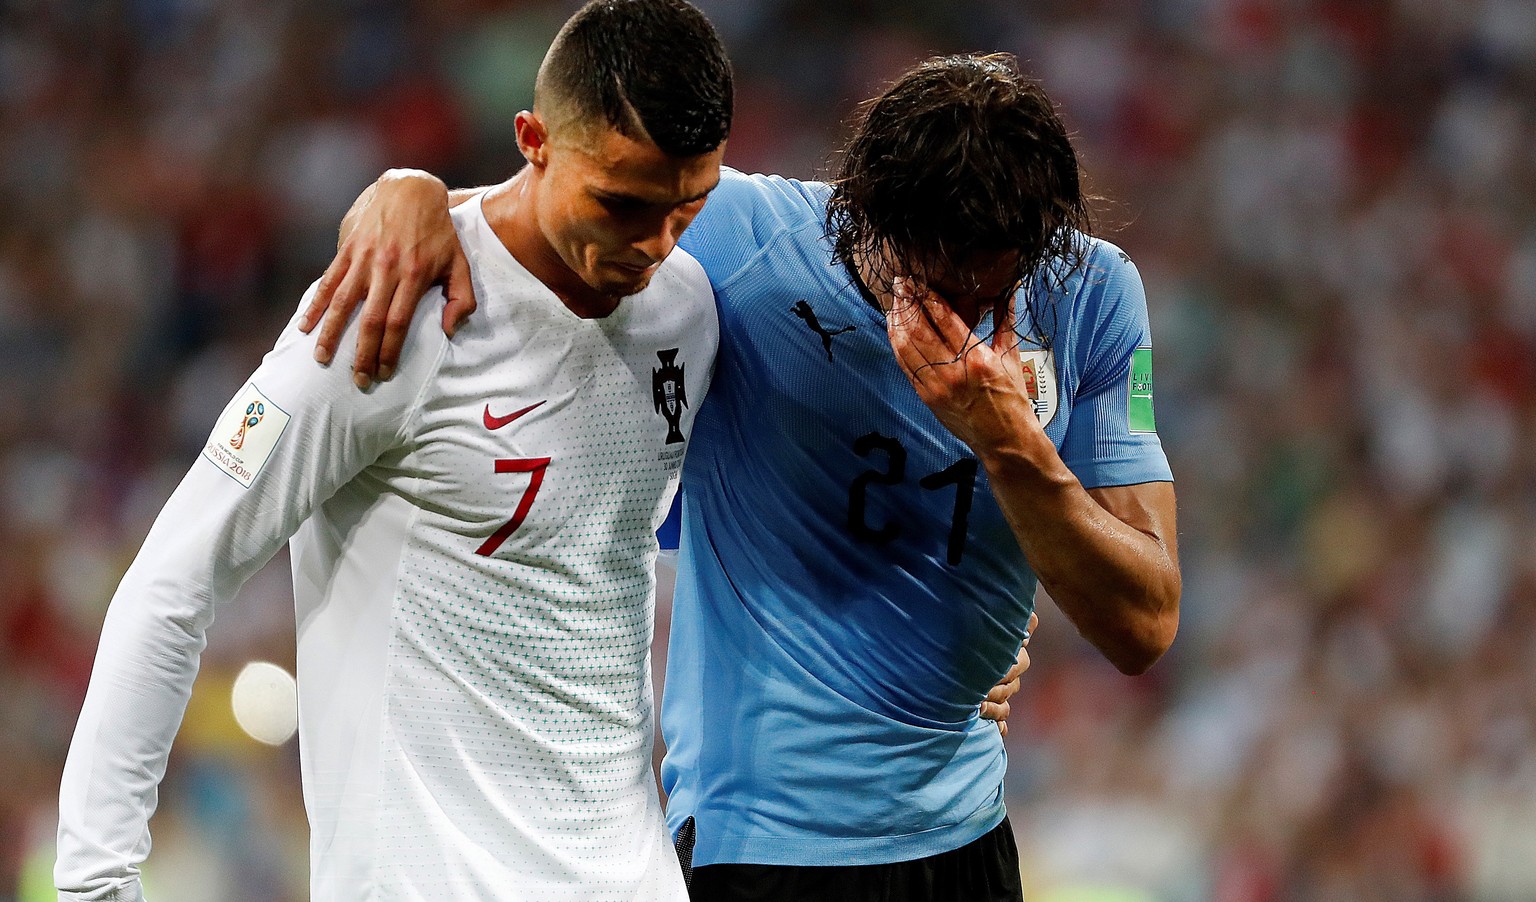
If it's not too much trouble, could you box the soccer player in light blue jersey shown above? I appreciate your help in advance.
[308,50,1179,902]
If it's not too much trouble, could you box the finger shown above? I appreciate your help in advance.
[1026,611,1039,641]
[890,289,958,375]
[314,260,368,365]
[991,297,1020,356]
[985,676,1020,705]
[887,294,940,383]
[980,699,1010,722]
[916,293,974,358]
[898,288,963,362]
[303,254,351,333]
[376,276,424,382]
[441,251,477,338]
[1003,654,1028,683]
[352,263,398,387]
[998,720,1008,738]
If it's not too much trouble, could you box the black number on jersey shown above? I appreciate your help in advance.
[847,432,905,543]
[918,457,979,566]
[847,432,979,565]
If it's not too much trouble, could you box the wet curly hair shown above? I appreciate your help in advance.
[827,53,1093,346]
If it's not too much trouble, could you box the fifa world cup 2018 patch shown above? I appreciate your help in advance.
[1020,349,1058,427]
[203,384,291,488]
[1128,347,1156,434]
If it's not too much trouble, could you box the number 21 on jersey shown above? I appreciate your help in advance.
[847,432,978,565]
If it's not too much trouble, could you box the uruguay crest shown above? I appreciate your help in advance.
[652,348,687,444]
[1019,350,1058,427]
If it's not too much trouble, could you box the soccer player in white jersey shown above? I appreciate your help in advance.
[55,2,734,900]
[309,52,1181,902]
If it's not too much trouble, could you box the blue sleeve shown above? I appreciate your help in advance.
[1058,243,1174,488]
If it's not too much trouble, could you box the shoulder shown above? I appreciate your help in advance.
[274,281,450,382]
[1039,234,1141,303]
[681,168,831,285]
[1077,236,1142,297]
[703,167,829,225]
[652,247,715,308]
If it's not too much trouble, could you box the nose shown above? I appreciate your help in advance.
[631,208,692,264]
[632,232,675,265]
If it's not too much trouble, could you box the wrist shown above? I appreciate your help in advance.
[975,426,1075,493]
[379,168,446,191]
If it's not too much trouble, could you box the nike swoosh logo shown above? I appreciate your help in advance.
[483,400,546,430]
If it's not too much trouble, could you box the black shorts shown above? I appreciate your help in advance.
[677,816,1024,902]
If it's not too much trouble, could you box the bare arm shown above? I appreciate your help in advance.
[981,454,1178,675]
[300,169,479,386]
[887,288,1179,675]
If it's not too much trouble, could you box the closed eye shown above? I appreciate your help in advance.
[595,193,651,216]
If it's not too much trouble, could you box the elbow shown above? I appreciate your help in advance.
[1099,586,1181,677]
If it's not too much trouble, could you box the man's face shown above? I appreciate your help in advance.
[891,247,1024,329]
[537,121,724,298]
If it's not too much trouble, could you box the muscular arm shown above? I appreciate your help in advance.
[980,440,1178,675]
[887,287,1179,675]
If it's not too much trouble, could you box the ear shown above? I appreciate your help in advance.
[515,110,550,169]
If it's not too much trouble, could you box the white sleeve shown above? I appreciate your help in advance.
[54,286,449,902]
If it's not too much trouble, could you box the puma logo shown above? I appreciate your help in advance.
[791,300,855,362]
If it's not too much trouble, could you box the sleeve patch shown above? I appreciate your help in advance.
[1128,347,1156,434]
[202,384,292,487]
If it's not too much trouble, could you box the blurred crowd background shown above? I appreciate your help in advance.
[3,0,1535,899]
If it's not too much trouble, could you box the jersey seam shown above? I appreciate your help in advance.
[364,480,428,898]
[1072,244,1144,399]
[396,321,455,444]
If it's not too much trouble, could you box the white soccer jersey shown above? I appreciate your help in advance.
[56,195,717,902]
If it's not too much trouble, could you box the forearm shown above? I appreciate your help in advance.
[57,578,212,901]
[55,478,239,899]
[979,433,1179,675]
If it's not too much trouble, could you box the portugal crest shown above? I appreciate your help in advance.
[652,348,687,444]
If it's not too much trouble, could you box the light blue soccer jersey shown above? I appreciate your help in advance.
[662,168,1172,867]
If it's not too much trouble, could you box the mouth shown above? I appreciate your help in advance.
[610,260,659,276]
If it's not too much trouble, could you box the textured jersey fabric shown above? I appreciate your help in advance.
[661,169,1172,867]
[56,195,717,902]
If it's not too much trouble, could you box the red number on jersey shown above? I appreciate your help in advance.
[475,457,553,556]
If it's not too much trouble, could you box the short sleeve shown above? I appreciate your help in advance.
[1058,244,1174,489]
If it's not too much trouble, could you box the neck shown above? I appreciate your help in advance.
[481,170,621,319]
[846,249,890,314]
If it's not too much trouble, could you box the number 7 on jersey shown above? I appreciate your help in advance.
[476,457,553,556]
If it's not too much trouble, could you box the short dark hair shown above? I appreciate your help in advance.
[827,54,1092,342]
[537,0,734,157]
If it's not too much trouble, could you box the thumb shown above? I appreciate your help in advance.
[441,251,477,338]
